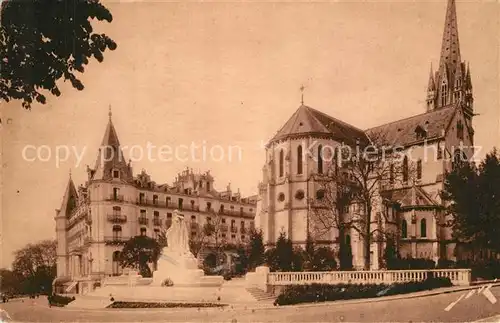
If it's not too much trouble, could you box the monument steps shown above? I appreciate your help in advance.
[245,287,276,301]
[65,295,113,309]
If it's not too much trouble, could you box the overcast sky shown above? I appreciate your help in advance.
[1,0,499,268]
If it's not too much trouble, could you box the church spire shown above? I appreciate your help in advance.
[426,0,473,116]
[438,0,461,72]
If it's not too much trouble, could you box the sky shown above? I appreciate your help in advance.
[1,0,499,268]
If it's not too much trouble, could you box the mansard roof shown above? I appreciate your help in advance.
[365,105,457,147]
[269,105,369,146]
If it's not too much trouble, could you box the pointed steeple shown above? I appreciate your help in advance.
[58,174,78,218]
[89,109,133,182]
[438,0,461,72]
[427,64,435,91]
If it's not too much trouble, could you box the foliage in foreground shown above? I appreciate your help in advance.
[1,0,117,109]
[274,277,453,306]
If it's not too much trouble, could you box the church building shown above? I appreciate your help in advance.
[255,0,475,269]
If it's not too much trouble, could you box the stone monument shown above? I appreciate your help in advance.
[152,210,223,287]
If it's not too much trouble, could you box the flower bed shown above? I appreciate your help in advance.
[274,277,452,306]
[107,301,228,309]
[48,294,75,307]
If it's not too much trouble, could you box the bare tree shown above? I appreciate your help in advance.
[311,131,416,270]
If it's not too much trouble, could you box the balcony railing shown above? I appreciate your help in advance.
[107,214,127,223]
[107,194,124,202]
[153,218,162,226]
[104,236,129,244]
[138,217,149,225]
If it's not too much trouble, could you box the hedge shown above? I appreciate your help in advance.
[48,294,75,307]
[274,277,452,306]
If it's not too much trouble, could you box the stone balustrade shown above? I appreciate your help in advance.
[267,268,471,287]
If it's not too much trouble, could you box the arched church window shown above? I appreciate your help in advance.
[402,156,409,183]
[417,159,422,180]
[421,219,427,238]
[279,149,284,177]
[277,193,285,202]
[457,120,464,140]
[318,145,323,174]
[401,220,408,239]
[441,83,448,106]
[297,145,303,175]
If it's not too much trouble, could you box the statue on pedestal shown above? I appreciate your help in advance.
[165,210,190,256]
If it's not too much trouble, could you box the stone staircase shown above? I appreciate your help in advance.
[65,295,113,309]
[245,287,276,301]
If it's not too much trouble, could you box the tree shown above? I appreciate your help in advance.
[311,132,414,270]
[442,148,500,257]
[383,235,399,269]
[1,0,117,109]
[264,232,303,272]
[0,269,22,295]
[119,236,161,278]
[311,247,337,271]
[339,235,353,270]
[11,239,56,295]
[247,229,265,270]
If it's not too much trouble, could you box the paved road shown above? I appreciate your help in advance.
[2,286,500,322]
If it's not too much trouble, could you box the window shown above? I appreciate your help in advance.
[389,164,394,183]
[241,235,245,240]
[154,229,160,239]
[113,187,120,200]
[437,145,443,160]
[278,193,285,202]
[401,220,408,238]
[113,170,119,179]
[279,149,284,177]
[316,189,325,200]
[220,205,224,214]
[240,207,244,215]
[154,211,159,218]
[421,219,427,238]
[231,234,236,239]
[318,145,323,174]
[112,225,122,239]
[207,217,212,224]
[297,145,303,175]
[178,198,183,210]
[140,209,146,217]
[441,83,448,106]
[140,227,147,236]
[221,218,226,224]
[295,190,305,200]
[166,197,171,206]
[241,221,245,228]
[207,181,211,192]
[191,215,196,221]
[417,159,422,180]
[222,234,226,238]
[153,195,158,205]
[191,200,195,209]
[231,219,236,229]
[112,206,121,216]
[206,202,212,211]
[402,156,409,182]
[457,121,464,140]
[199,181,203,189]
[139,193,145,204]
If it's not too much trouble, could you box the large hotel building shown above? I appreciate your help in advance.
[54,111,256,292]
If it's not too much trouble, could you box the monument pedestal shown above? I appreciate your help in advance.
[152,249,223,287]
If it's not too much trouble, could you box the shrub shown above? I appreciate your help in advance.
[107,301,227,308]
[274,277,453,306]
[48,294,75,306]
